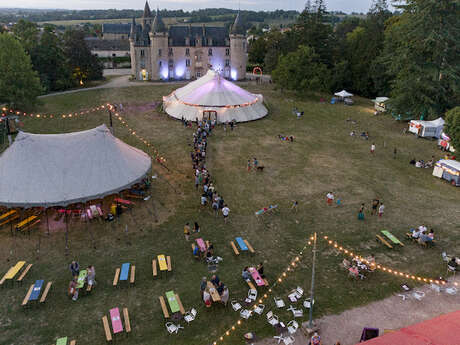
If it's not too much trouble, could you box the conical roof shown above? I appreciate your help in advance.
[151,8,167,33]
[0,125,151,207]
[230,11,245,35]
[143,1,152,18]
[163,70,268,123]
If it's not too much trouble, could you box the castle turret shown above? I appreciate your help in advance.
[129,17,137,77]
[149,8,169,80]
[142,1,153,29]
[229,11,247,80]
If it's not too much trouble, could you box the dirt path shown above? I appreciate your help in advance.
[256,277,460,345]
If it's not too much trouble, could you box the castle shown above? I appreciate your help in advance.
[129,2,247,81]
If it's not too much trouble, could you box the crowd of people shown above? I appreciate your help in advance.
[200,275,229,307]
[190,119,230,221]
[410,156,435,168]
[68,260,96,301]
[410,225,435,244]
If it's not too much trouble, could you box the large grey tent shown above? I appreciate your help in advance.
[0,124,151,208]
[163,70,268,123]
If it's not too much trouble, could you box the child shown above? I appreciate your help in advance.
[371,143,375,154]
[378,203,385,217]
[326,192,334,205]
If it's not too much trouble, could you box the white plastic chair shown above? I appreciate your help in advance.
[287,305,303,318]
[287,320,299,334]
[240,309,252,319]
[231,300,242,311]
[283,335,295,345]
[303,298,315,309]
[413,291,425,300]
[165,322,178,334]
[184,308,197,324]
[266,311,279,326]
[294,286,304,299]
[430,284,441,293]
[446,287,457,295]
[274,296,285,308]
[288,293,298,303]
[254,304,265,315]
[248,289,257,301]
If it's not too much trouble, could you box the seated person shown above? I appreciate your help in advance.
[350,131,356,137]
[342,258,351,269]
[211,274,220,286]
[366,254,376,271]
[68,278,78,301]
[203,288,212,307]
[419,229,434,244]
[411,227,425,239]
[207,241,214,255]
[448,257,458,271]
[87,265,96,286]
[257,262,265,278]
[217,281,225,295]
[410,158,416,165]
[415,160,423,168]
[348,266,359,278]
[192,245,199,258]
[242,267,251,281]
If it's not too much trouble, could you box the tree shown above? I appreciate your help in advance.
[272,45,330,92]
[0,33,42,108]
[63,29,103,85]
[33,25,74,92]
[444,107,460,152]
[12,19,39,54]
[248,37,267,66]
[384,0,460,118]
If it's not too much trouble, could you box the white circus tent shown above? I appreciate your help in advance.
[163,70,268,123]
[0,124,151,208]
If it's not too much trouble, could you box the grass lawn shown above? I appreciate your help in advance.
[0,82,458,345]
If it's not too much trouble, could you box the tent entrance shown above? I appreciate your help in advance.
[203,110,217,122]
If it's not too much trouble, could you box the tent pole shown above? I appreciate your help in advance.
[46,208,50,236]
[65,208,69,256]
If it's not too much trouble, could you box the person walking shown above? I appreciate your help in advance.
[247,159,251,172]
[378,203,385,217]
[371,199,380,215]
[195,175,200,190]
[87,265,96,287]
[358,203,365,220]
[222,205,230,223]
[371,143,376,154]
[326,192,334,206]
[253,158,258,170]
[184,223,191,241]
[69,261,80,277]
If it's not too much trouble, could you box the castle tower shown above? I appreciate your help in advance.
[229,11,247,81]
[129,17,137,77]
[149,8,169,80]
[142,1,153,29]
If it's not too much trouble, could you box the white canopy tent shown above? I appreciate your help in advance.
[0,124,151,208]
[163,70,268,123]
[408,117,445,139]
[334,90,353,98]
[373,97,389,112]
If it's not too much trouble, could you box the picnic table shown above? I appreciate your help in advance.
[110,307,124,334]
[29,280,44,301]
[196,238,206,252]
[236,237,248,251]
[0,209,16,221]
[249,267,265,286]
[56,337,68,345]
[158,255,168,271]
[165,291,180,313]
[207,281,221,302]
[15,215,38,231]
[76,270,87,289]
[255,205,278,216]
[4,261,25,280]
[381,230,404,247]
[120,263,130,281]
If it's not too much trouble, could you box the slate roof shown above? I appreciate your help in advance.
[169,26,228,47]
[84,38,130,51]
[102,23,131,35]
[230,12,245,35]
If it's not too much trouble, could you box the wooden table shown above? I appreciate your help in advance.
[236,237,248,251]
[15,216,38,231]
[207,281,221,302]
[196,238,206,252]
[120,263,130,281]
[165,290,180,313]
[76,270,87,289]
[4,261,25,280]
[158,255,168,271]
[381,230,404,247]
[249,267,265,286]
[109,307,124,334]
[29,280,44,301]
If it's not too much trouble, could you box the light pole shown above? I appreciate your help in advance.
[108,109,113,134]
[309,232,317,329]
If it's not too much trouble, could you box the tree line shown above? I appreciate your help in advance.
[0,20,103,108]
[249,0,459,121]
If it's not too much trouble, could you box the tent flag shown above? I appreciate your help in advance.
[163,70,268,123]
[0,124,152,208]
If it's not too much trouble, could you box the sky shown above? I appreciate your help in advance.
[0,0,377,13]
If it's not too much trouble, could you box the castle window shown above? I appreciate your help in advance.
[168,59,174,67]
[208,38,212,46]
[225,48,230,56]
[186,59,190,67]
[186,48,190,56]
[168,48,173,56]
[159,61,162,67]
[140,49,145,57]
[158,49,162,57]
[208,48,212,56]
[225,59,230,67]
[121,35,125,39]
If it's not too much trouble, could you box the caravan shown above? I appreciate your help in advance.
[408,118,445,139]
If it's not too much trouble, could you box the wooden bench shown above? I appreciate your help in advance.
[0,214,19,228]
[40,281,52,303]
[244,239,255,254]
[86,284,92,292]
[376,234,393,249]
[159,296,169,318]
[230,241,240,255]
[102,315,112,341]
[17,264,33,285]
[0,273,7,286]
[175,294,185,314]
[123,307,131,333]
[20,219,41,235]
[125,193,144,200]
[69,340,76,345]
[113,268,120,286]
[166,256,172,272]
[247,281,256,290]
[152,260,157,278]
[22,284,34,306]
[130,266,135,284]
[263,278,269,286]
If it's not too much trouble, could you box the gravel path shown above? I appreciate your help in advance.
[255,277,460,345]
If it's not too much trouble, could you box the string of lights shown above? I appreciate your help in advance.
[322,235,455,286]
[1,104,111,119]
[210,235,315,345]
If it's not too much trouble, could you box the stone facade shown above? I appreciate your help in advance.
[129,2,247,81]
